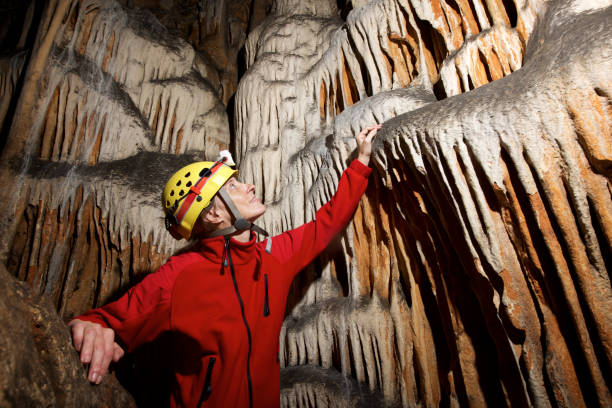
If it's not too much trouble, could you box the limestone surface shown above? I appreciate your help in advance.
[0,0,230,320]
[235,0,612,406]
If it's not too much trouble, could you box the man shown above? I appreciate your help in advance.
[68,124,381,407]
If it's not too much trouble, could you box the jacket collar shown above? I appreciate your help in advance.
[198,231,258,266]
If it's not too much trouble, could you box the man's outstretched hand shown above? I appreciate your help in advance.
[68,319,124,384]
[356,124,382,166]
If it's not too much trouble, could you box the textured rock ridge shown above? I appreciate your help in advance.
[280,364,389,407]
[235,0,540,236]
[115,0,268,104]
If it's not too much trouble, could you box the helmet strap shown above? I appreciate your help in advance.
[206,187,269,238]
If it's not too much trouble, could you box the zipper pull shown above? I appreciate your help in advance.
[224,238,229,267]
[197,357,216,407]
[264,274,270,317]
[220,238,229,274]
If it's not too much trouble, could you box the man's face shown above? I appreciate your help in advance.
[221,177,266,222]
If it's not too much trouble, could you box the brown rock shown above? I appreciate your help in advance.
[0,262,135,407]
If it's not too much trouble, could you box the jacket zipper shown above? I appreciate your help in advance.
[196,357,216,408]
[264,274,270,317]
[225,238,253,408]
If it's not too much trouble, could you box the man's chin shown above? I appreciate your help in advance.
[247,206,266,222]
[256,206,267,219]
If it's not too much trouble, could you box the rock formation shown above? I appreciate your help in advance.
[237,0,611,406]
[0,0,610,407]
[0,261,136,407]
[0,0,230,319]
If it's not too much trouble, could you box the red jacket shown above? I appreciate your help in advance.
[76,159,371,407]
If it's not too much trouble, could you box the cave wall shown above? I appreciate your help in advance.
[236,0,611,406]
[0,0,610,407]
[0,0,230,319]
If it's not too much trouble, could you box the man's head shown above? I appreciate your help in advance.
[162,154,266,240]
[194,177,266,236]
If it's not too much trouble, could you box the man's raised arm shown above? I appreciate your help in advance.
[270,124,381,276]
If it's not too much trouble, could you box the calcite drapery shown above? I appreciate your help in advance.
[235,0,611,406]
[0,0,230,319]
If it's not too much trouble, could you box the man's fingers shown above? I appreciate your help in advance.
[68,321,121,385]
[365,129,377,142]
[89,334,108,383]
[357,124,381,140]
[103,329,116,364]
[89,328,117,384]
[69,321,85,352]
[88,336,103,383]
[80,326,96,364]
[112,342,125,362]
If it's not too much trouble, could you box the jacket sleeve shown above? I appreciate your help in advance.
[270,159,371,278]
[72,258,180,352]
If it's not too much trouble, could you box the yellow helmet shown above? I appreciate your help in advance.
[162,160,236,240]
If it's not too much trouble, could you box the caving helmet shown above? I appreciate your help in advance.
[162,151,269,241]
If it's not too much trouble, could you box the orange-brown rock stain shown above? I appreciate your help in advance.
[453,0,481,36]
[340,52,359,107]
[76,3,99,56]
[88,113,105,165]
[101,31,115,73]
[175,126,184,154]
[334,71,344,115]
[567,86,612,175]
[39,85,61,159]
[150,93,162,138]
[387,36,413,87]
[319,80,327,121]
[441,0,466,50]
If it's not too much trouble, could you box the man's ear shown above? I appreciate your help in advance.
[202,201,224,225]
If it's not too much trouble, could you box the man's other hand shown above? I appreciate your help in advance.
[356,124,382,166]
[68,319,124,384]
